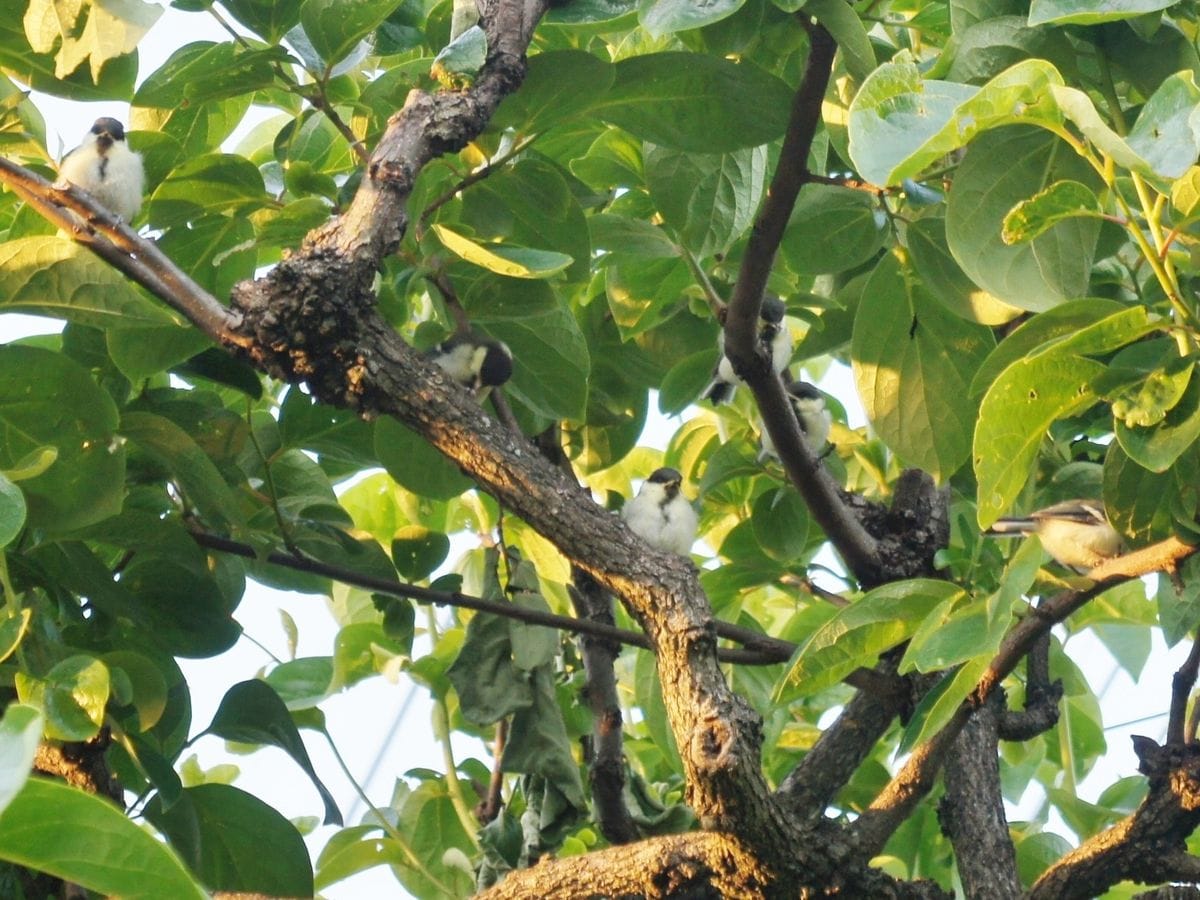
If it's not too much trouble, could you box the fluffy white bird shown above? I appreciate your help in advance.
[57,117,144,223]
[621,467,698,555]
[759,379,832,460]
[985,499,1122,570]
[427,332,513,395]
[703,295,792,405]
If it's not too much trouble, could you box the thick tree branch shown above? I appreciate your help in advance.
[0,159,245,347]
[937,693,1021,900]
[1029,739,1200,899]
[476,827,951,900]
[997,630,1062,741]
[723,23,881,585]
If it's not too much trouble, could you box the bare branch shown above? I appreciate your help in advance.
[0,158,245,347]
[723,24,881,585]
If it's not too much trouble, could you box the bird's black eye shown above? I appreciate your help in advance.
[90,124,103,135]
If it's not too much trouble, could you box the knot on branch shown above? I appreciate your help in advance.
[229,247,378,407]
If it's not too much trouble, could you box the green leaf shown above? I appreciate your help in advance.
[1104,440,1198,545]
[121,411,247,529]
[0,778,207,898]
[1001,180,1104,244]
[391,527,450,580]
[300,0,404,66]
[0,472,25,547]
[0,610,31,665]
[480,308,590,421]
[43,656,109,741]
[431,224,574,279]
[594,52,793,153]
[119,555,243,657]
[431,25,486,86]
[220,0,303,41]
[589,214,679,259]
[375,416,474,501]
[206,679,342,825]
[146,783,313,896]
[103,650,168,732]
[492,50,615,134]
[133,41,284,108]
[1115,366,1200,473]
[0,345,125,532]
[776,580,964,698]
[751,488,810,562]
[25,0,160,81]
[464,158,592,283]
[264,657,335,709]
[108,325,212,383]
[1170,165,1200,216]
[0,237,176,328]
[974,353,1106,527]
[645,144,766,258]
[905,217,1021,326]
[1029,0,1176,25]
[899,657,988,753]
[1126,71,1200,179]
[1157,556,1200,647]
[447,611,534,725]
[804,0,876,82]
[848,56,1065,186]
[852,253,993,481]
[969,299,1128,397]
[502,666,587,809]
[779,184,888,275]
[0,704,42,814]
[639,0,745,36]
[147,153,268,228]
[947,127,1101,310]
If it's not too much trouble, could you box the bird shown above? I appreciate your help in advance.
[703,295,792,405]
[984,499,1122,570]
[56,117,144,223]
[426,332,513,395]
[621,467,698,555]
[759,379,832,461]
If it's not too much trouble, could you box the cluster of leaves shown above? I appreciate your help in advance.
[2,0,1200,895]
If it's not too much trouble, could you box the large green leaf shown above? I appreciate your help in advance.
[776,580,964,699]
[432,224,573,279]
[133,41,283,108]
[0,704,42,814]
[0,778,207,898]
[594,52,793,152]
[639,0,745,35]
[974,353,1106,527]
[299,0,401,66]
[147,153,268,227]
[645,144,766,259]
[947,127,1101,309]
[205,679,342,825]
[905,217,1021,326]
[780,184,888,274]
[1029,0,1177,25]
[852,253,993,481]
[492,50,615,134]
[0,237,176,328]
[0,345,125,532]
[146,783,313,896]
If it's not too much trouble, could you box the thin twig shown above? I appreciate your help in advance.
[1167,632,1200,746]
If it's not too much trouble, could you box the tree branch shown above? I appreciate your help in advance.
[187,529,790,666]
[937,692,1021,900]
[1029,738,1200,899]
[1169,633,1200,746]
[723,23,880,586]
[0,158,245,347]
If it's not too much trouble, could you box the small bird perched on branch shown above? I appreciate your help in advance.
[427,332,513,396]
[759,379,831,461]
[56,117,144,223]
[622,467,698,555]
[984,499,1122,570]
[703,295,792,405]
